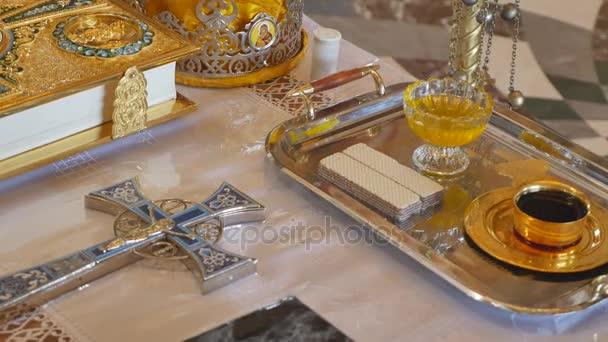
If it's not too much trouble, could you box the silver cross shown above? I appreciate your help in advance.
[0,177,265,324]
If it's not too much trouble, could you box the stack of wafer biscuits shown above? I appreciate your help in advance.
[319,143,444,223]
[344,144,444,210]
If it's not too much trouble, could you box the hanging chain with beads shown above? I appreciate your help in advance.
[456,0,524,108]
[479,0,500,86]
[472,0,490,84]
[507,0,524,108]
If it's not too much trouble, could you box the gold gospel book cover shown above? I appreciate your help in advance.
[0,0,197,165]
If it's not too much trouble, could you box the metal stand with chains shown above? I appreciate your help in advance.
[448,0,524,108]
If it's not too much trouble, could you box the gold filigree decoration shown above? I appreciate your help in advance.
[67,16,131,48]
[111,200,225,260]
[102,216,175,252]
[103,204,196,253]
[113,199,194,237]
[0,5,21,17]
[54,13,154,57]
[2,0,97,25]
[112,66,148,139]
[0,307,77,342]
[0,21,47,86]
[248,74,333,116]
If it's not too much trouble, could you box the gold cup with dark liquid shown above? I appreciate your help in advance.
[513,181,591,248]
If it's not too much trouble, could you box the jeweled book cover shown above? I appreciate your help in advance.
[0,0,196,161]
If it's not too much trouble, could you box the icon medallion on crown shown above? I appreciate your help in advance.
[123,0,307,87]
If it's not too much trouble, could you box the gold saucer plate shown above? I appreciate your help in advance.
[464,187,608,273]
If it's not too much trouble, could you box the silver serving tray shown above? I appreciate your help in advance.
[266,82,608,314]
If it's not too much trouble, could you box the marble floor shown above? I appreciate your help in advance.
[305,0,608,157]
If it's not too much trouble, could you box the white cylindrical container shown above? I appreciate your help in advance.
[311,28,342,80]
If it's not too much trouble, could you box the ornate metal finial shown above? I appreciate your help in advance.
[451,0,486,82]
[195,0,237,28]
[112,66,148,139]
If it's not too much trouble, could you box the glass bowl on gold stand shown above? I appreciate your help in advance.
[404,78,494,176]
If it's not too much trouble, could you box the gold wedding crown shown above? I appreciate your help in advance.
[126,0,306,87]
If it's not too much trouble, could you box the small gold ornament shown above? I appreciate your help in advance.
[67,16,130,48]
[112,66,148,139]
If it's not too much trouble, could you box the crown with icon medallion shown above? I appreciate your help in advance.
[123,0,306,87]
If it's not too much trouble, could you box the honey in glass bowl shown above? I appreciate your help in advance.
[404,78,494,176]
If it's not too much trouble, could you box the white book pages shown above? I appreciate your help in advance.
[0,62,176,160]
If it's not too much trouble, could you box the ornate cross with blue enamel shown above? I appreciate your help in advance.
[0,177,265,324]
